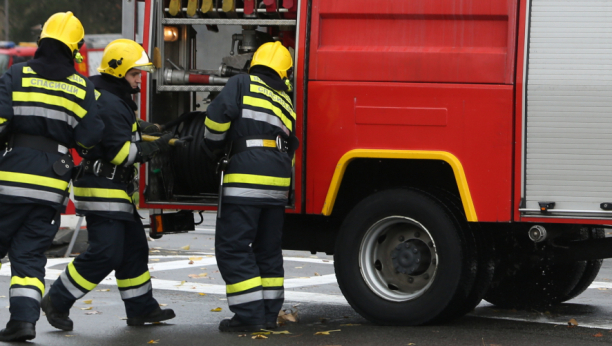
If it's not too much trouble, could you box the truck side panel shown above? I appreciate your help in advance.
[309,0,518,84]
[306,82,514,222]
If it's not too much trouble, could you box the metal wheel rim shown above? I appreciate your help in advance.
[359,216,438,302]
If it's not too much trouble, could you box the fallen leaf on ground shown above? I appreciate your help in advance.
[314,272,321,276]
[189,257,203,261]
[188,274,199,278]
[261,330,291,335]
[150,250,160,253]
[159,304,168,307]
[199,293,206,296]
[147,340,159,344]
[83,300,92,304]
[80,307,93,310]
[238,334,247,337]
[252,335,268,339]
[251,332,271,335]
[0,296,5,298]
[95,289,110,292]
[314,329,341,335]
[65,335,74,337]
[85,311,101,315]
[211,307,222,312]
[181,245,190,250]
[594,333,604,337]
[323,260,330,262]
[150,259,160,262]
[568,318,579,327]
[278,308,298,323]
[176,280,186,286]
[188,260,194,264]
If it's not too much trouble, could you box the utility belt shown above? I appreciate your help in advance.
[6,133,73,176]
[81,159,136,184]
[231,135,288,156]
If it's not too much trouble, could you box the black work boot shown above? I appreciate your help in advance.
[0,320,36,342]
[265,320,278,330]
[218,317,265,332]
[126,307,176,326]
[41,293,73,331]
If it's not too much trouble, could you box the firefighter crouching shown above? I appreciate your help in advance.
[0,12,104,341]
[204,41,299,332]
[42,39,176,332]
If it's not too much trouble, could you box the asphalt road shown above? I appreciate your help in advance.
[2,215,612,345]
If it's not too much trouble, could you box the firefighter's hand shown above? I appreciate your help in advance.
[153,132,174,153]
[138,119,162,134]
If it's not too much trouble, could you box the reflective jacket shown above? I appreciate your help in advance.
[0,63,103,209]
[73,77,145,221]
[204,74,295,206]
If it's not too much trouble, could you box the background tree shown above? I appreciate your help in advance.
[0,0,122,43]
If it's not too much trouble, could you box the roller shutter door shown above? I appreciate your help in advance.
[523,0,612,217]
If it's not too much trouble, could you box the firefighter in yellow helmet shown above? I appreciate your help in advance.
[42,39,175,332]
[203,41,299,332]
[0,12,104,341]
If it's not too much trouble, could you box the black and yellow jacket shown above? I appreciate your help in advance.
[73,74,147,221]
[0,41,104,210]
[204,67,297,206]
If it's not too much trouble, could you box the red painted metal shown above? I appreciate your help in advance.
[513,0,527,222]
[309,0,518,85]
[306,82,514,222]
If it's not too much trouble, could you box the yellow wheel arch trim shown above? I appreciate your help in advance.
[321,150,478,222]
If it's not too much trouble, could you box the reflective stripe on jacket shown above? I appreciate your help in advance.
[204,74,295,206]
[0,63,103,208]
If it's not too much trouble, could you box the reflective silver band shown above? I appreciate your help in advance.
[13,106,79,128]
[227,290,263,306]
[0,185,65,203]
[131,132,141,142]
[204,127,226,141]
[119,281,152,300]
[223,187,288,200]
[75,201,134,213]
[10,287,42,302]
[242,109,290,136]
[263,290,284,300]
[60,271,87,299]
[57,144,68,154]
[125,143,138,166]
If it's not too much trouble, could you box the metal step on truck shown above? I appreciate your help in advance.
[122,0,612,325]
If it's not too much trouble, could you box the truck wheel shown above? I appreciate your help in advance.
[334,188,478,325]
[561,228,604,302]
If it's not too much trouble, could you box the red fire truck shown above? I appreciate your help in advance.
[124,0,612,325]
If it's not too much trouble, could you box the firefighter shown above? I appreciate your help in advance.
[0,12,104,341]
[41,39,176,331]
[204,41,298,332]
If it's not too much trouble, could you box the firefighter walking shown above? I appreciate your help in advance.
[42,39,175,331]
[0,12,104,341]
[204,41,298,332]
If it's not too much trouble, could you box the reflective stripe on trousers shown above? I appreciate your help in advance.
[119,281,152,300]
[223,187,288,200]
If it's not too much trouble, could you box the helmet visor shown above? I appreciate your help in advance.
[133,64,155,73]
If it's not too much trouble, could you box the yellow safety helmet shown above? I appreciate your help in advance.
[250,41,293,79]
[39,12,85,61]
[97,39,154,78]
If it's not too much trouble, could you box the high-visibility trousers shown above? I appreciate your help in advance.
[48,213,159,318]
[215,203,285,325]
[0,202,59,324]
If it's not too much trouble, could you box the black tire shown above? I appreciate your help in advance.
[334,188,477,325]
[561,228,605,302]
[484,241,587,310]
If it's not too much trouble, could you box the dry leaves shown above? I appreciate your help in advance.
[83,300,92,304]
[181,245,191,250]
[147,340,159,344]
[252,335,268,339]
[176,280,186,287]
[594,333,604,337]
[188,273,208,278]
[80,307,93,310]
[85,311,101,315]
[238,334,247,337]
[314,329,341,335]
[150,250,160,253]
[199,293,206,296]
[211,307,222,312]
[159,304,168,307]
[278,308,298,323]
[151,259,160,262]
[314,272,321,276]
[568,318,579,327]
[188,260,194,265]
[189,256,203,261]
